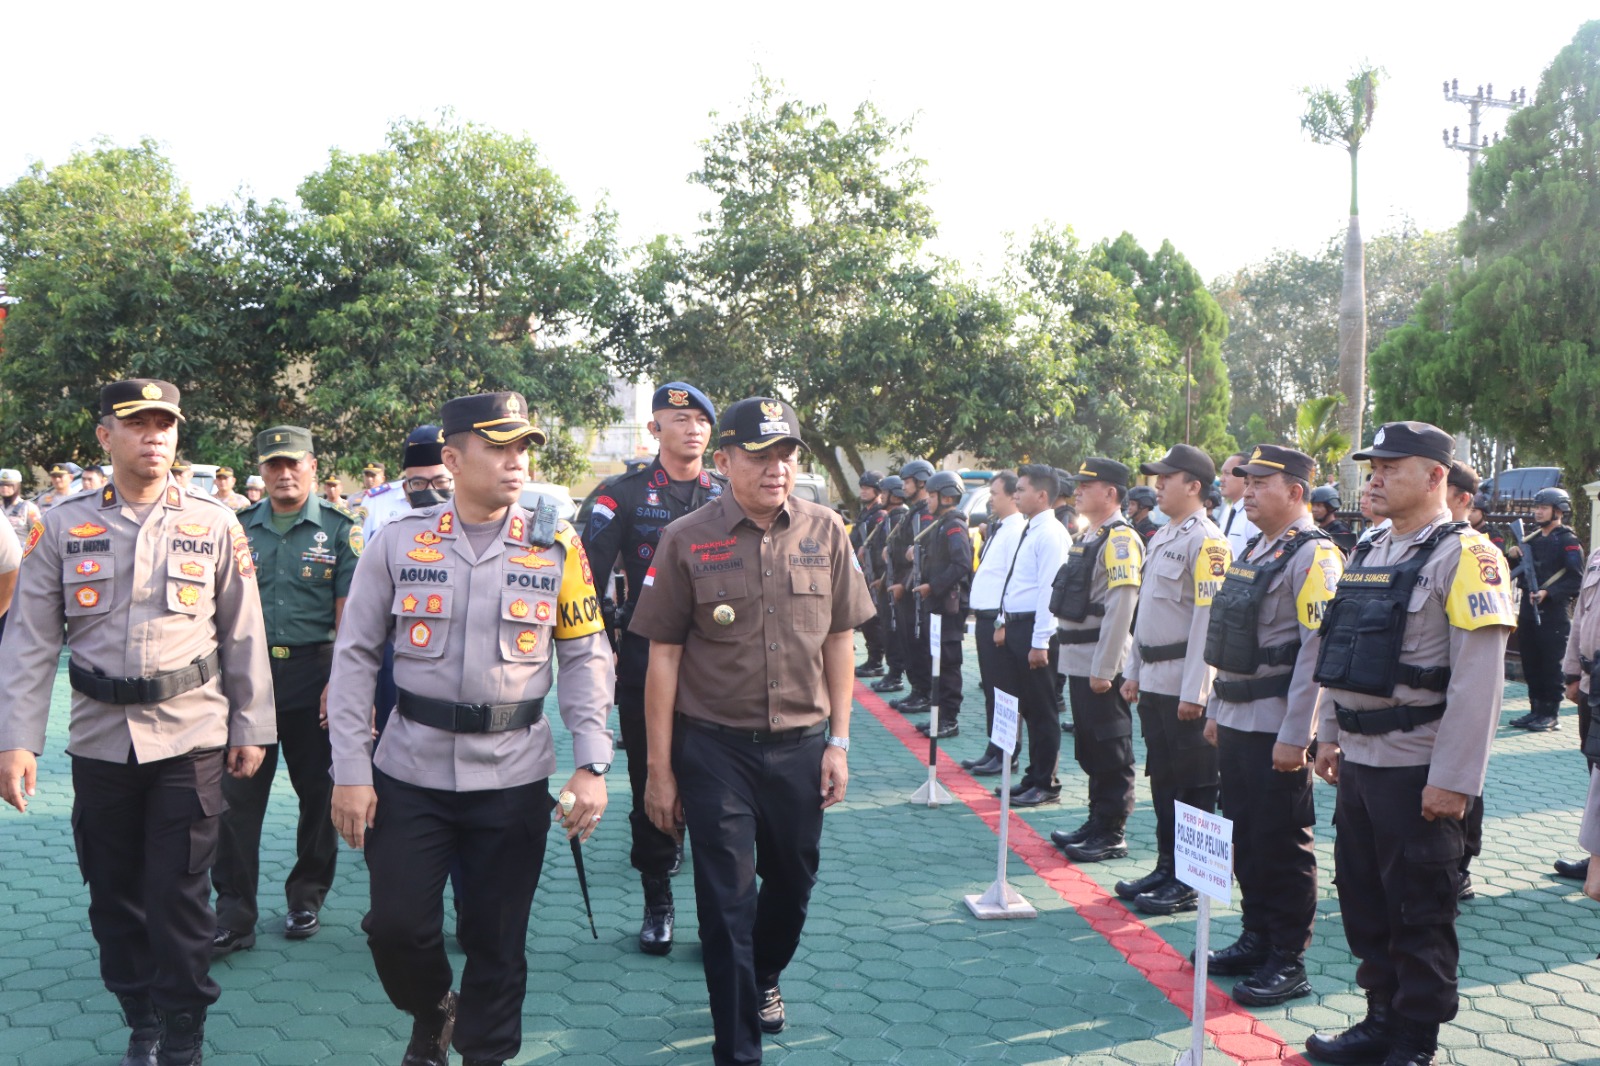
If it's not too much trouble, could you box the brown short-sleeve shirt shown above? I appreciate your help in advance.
[629,492,875,731]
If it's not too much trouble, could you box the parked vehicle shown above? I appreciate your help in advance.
[1481,466,1562,504]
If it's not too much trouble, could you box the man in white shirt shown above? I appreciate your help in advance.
[962,472,1025,775]
[1220,451,1260,558]
[990,465,1071,805]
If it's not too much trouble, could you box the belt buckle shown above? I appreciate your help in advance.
[488,704,516,731]
[270,646,291,660]
[455,704,488,732]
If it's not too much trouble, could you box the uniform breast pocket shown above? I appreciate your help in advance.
[1402,586,1434,651]
[165,556,214,615]
[1152,556,1188,600]
[693,572,757,639]
[62,555,116,617]
[392,586,452,660]
[1259,568,1292,625]
[499,588,555,665]
[790,568,832,633]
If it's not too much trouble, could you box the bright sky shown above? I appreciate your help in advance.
[6,3,1593,283]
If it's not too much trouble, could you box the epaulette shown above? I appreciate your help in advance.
[187,492,237,513]
[365,483,393,498]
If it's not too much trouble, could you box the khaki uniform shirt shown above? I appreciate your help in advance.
[327,504,614,792]
[3,496,42,547]
[35,489,75,512]
[1209,514,1342,745]
[0,516,20,575]
[1055,517,1142,681]
[1125,511,1229,704]
[214,491,250,512]
[1562,547,1600,693]
[1319,511,1514,795]
[0,479,277,762]
[628,493,876,731]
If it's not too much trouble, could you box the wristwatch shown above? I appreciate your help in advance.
[826,735,850,752]
[579,762,611,776]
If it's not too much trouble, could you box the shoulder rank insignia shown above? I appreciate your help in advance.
[437,512,455,535]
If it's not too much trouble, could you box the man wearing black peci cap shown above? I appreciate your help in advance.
[633,396,874,1065]
[851,470,889,677]
[1308,421,1514,1066]
[328,390,615,1066]
[1198,444,1342,1008]
[582,380,725,957]
[0,379,276,1066]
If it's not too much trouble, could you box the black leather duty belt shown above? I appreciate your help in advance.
[1057,627,1102,645]
[69,652,221,705]
[397,689,545,733]
[1212,673,1293,703]
[1334,702,1446,736]
[678,716,827,744]
[269,643,332,661]
[1138,641,1189,663]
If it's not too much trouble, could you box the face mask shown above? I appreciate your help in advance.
[408,488,451,509]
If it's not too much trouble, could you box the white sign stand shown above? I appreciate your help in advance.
[965,690,1037,919]
[1173,801,1234,1066]
[911,612,953,807]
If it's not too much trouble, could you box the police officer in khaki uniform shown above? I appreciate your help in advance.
[1308,422,1514,1066]
[1049,459,1142,835]
[80,464,108,494]
[633,397,874,1066]
[35,460,81,510]
[349,461,388,509]
[211,467,250,511]
[1117,445,1226,915]
[0,509,20,623]
[1,467,43,544]
[328,391,614,1066]
[0,379,276,1066]
[1198,445,1342,1008]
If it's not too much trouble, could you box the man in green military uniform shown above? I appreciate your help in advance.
[212,426,362,953]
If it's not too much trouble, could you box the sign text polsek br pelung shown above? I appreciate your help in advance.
[1173,801,1233,905]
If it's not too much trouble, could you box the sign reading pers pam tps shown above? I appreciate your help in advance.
[1173,802,1234,905]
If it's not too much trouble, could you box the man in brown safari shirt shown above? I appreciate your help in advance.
[631,396,874,1066]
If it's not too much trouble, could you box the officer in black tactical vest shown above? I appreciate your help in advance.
[1310,485,1354,546]
[887,460,936,714]
[581,382,725,956]
[911,472,972,739]
[1197,445,1343,1008]
[852,471,888,677]
[1506,486,1584,732]
[1125,485,1160,544]
[867,476,909,694]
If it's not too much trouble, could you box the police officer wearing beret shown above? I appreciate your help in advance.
[1308,422,1514,1066]
[212,426,363,954]
[911,471,972,739]
[1125,485,1160,544]
[1506,486,1584,732]
[1199,444,1342,1008]
[0,379,276,1066]
[886,460,936,713]
[1116,445,1227,915]
[632,396,874,1065]
[851,471,889,677]
[582,381,725,956]
[35,460,82,510]
[865,475,910,693]
[328,391,614,1066]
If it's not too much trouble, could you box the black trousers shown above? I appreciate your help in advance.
[213,648,338,929]
[71,749,225,1010]
[1333,760,1465,1024]
[619,681,683,877]
[674,722,825,1066]
[1521,600,1570,705]
[363,770,552,1063]
[1135,691,1219,862]
[860,612,884,665]
[916,606,964,718]
[1217,726,1317,954]
[874,586,904,675]
[992,614,1061,791]
[974,613,1023,758]
[896,592,930,695]
[1066,674,1136,826]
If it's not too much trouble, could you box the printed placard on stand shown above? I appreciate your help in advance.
[965,690,1036,919]
[910,610,952,806]
[1173,801,1233,1065]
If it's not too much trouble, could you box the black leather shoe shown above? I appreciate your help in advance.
[1524,714,1560,731]
[1305,991,1392,1064]
[1051,820,1096,850]
[758,986,785,1034]
[915,720,959,739]
[211,927,255,956]
[402,991,456,1066]
[285,910,320,939]
[1456,872,1475,901]
[1061,719,1075,734]
[1195,929,1268,976]
[118,994,161,1066]
[870,674,905,693]
[1009,786,1061,807]
[1063,828,1128,863]
[1115,865,1172,900]
[1232,950,1311,1006]
[1135,879,1199,915]
[968,755,1002,776]
[1509,711,1537,728]
[993,781,1028,798]
[855,661,886,677]
[891,695,931,713]
[639,875,674,956]
[1554,856,1590,880]
[155,1008,205,1066]
[961,747,1000,770]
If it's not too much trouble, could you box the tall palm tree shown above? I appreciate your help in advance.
[1294,394,1352,480]
[1301,64,1382,494]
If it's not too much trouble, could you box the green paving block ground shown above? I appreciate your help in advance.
[1,638,1598,1064]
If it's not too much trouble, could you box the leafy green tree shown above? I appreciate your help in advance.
[1292,394,1351,477]
[273,114,625,483]
[1371,21,1600,482]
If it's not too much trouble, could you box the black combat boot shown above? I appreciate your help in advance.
[1193,929,1268,976]
[639,875,674,956]
[1135,878,1199,916]
[1231,948,1312,1006]
[117,994,161,1066]
[870,673,905,693]
[1381,1018,1438,1065]
[1062,823,1128,863]
[402,991,457,1066]
[1305,990,1393,1063]
[1115,861,1173,900]
[1050,818,1097,850]
[155,1007,204,1066]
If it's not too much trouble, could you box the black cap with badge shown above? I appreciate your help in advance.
[1232,444,1316,482]
[401,425,445,468]
[440,391,547,446]
[717,397,807,452]
[100,378,185,421]
[1066,457,1131,489]
[256,426,315,464]
[1140,443,1216,484]
[1351,421,1456,466]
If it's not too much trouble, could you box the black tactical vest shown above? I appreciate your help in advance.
[1312,522,1461,697]
[1203,525,1331,674]
[1050,519,1125,622]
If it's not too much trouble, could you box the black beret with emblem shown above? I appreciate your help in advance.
[1351,421,1456,466]
[1065,457,1130,489]
[718,396,808,452]
[402,425,445,468]
[650,381,717,423]
[1233,444,1316,482]
[100,378,184,422]
[440,392,547,446]
[256,425,315,464]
